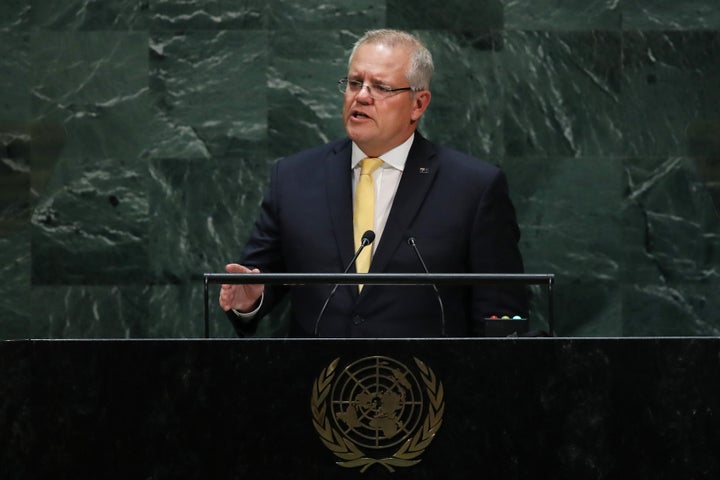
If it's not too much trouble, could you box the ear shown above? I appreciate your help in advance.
[410,90,432,122]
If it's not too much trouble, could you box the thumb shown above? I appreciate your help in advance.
[225,263,246,274]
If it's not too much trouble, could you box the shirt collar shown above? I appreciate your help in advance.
[351,133,414,172]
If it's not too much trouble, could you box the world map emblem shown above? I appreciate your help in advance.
[311,356,444,473]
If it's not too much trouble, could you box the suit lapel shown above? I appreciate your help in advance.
[324,139,356,273]
[369,134,439,276]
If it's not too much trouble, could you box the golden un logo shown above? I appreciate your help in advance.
[311,356,444,473]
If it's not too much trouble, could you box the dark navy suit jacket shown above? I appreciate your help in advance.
[230,134,528,337]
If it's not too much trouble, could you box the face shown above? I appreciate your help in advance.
[342,42,431,157]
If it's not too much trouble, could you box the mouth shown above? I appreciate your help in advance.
[350,110,371,120]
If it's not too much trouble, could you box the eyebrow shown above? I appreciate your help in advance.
[348,75,393,86]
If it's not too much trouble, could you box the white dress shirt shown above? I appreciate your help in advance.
[351,133,414,253]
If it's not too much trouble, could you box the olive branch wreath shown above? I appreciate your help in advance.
[311,357,444,473]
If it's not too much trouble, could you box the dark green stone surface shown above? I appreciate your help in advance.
[1,1,718,338]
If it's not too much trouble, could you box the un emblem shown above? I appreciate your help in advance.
[311,356,444,473]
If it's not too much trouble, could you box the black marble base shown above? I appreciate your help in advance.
[2,338,719,479]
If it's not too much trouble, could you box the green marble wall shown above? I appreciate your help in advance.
[1,1,718,338]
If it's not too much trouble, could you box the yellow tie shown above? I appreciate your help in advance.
[354,157,383,285]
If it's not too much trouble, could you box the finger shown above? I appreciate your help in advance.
[225,263,246,273]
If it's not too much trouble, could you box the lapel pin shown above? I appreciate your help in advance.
[419,167,430,174]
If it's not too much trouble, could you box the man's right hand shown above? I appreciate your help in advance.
[218,263,265,313]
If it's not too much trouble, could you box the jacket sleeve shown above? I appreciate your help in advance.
[225,160,289,336]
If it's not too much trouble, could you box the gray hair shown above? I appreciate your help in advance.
[349,29,434,90]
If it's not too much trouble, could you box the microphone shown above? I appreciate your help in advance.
[407,236,446,337]
[313,230,375,337]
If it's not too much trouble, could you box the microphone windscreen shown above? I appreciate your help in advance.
[362,230,375,244]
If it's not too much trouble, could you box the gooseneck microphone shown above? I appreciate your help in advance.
[313,230,375,337]
[407,236,446,337]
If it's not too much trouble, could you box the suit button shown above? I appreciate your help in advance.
[352,315,365,325]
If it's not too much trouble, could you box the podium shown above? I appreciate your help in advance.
[3,338,720,479]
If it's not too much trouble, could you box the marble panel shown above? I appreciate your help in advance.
[623,156,719,284]
[503,0,621,30]
[149,0,265,30]
[0,33,30,122]
[417,30,504,158]
[27,285,150,338]
[267,29,350,158]
[0,120,30,240]
[30,0,148,30]
[148,152,269,284]
[0,231,31,339]
[0,156,28,237]
[501,30,623,158]
[29,31,151,284]
[0,32,31,241]
[0,31,36,338]
[621,31,720,157]
[387,0,503,30]
[624,283,720,336]
[269,0,383,29]
[148,30,268,160]
[622,155,720,335]
[623,0,720,30]
[0,0,31,31]
[149,283,221,338]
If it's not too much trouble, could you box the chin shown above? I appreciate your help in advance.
[345,126,366,144]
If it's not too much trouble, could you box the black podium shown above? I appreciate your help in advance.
[3,337,720,480]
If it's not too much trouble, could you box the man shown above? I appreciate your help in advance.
[219,29,528,337]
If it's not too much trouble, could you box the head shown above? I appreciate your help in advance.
[342,29,434,157]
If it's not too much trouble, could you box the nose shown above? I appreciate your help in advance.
[355,83,373,102]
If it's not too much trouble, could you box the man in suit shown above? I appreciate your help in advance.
[219,29,528,337]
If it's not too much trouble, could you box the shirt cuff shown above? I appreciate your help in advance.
[231,292,264,319]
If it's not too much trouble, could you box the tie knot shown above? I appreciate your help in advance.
[360,157,383,175]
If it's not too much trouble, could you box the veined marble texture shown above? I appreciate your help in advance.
[0,0,718,338]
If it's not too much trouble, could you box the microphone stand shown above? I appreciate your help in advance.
[313,231,375,337]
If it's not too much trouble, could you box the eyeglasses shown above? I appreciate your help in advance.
[337,77,418,100]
